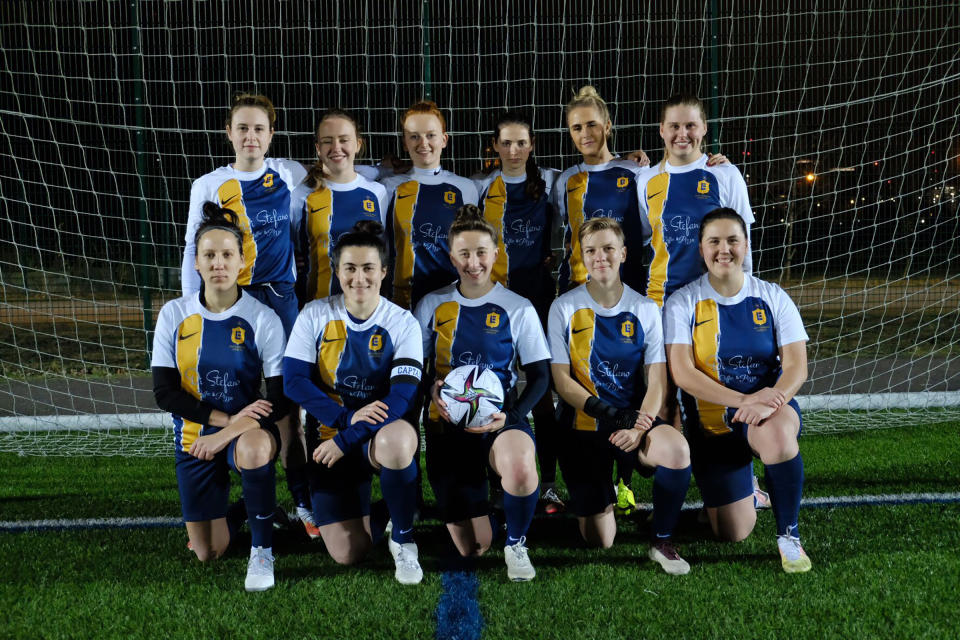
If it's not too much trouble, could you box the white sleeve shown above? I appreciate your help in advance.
[771,286,809,347]
[547,299,570,365]
[662,292,694,345]
[355,164,379,181]
[513,302,552,365]
[283,305,319,364]
[392,314,425,382]
[721,166,755,274]
[257,310,286,377]
[411,297,435,360]
[150,303,177,369]
[374,184,390,226]
[640,303,666,364]
[462,180,479,206]
[181,180,208,295]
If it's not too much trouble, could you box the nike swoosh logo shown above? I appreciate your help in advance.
[567,187,580,194]
[694,319,712,327]
[437,319,453,326]
[221,194,238,206]
[647,191,663,200]
[397,194,414,200]
[255,514,272,520]
[572,326,590,334]
[178,332,198,341]
[322,336,345,343]
[310,207,329,214]
[398,527,413,535]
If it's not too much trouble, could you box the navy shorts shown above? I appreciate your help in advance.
[175,422,280,522]
[425,418,536,524]
[242,281,298,339]
[308,440,375,526]
[556,410,663,517]
[691,398,803,508]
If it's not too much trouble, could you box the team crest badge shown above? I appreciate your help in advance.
[231,327,246,345]
[485,312,500,328]
[369,334,383,351]
[621,320,635,337]
[752,309,767,325]
[444,191,457,205]
[616,176,629,189]
[363,199,375,213]
[263,173,274,188]
[697,179,710,194]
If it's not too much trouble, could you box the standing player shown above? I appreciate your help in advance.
[636,93,768,509]
[549,217,693,574]
[282,221,425,585]
[414,205,551,581]
[381,100,479,310]
[181,93,313,533]
[153,203,286,592]
[664,209,811,573]
[291,109,389,302]
[475,112,563,513]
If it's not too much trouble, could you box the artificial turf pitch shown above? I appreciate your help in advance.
[1,422,958,639]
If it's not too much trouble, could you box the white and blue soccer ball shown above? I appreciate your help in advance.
[439,365,504,429]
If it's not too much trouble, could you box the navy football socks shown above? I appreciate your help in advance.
[504,486,539,546]
[241,462,277,549]
[765,453,804,537]
[652,464,692,539]
[381,460,418,544]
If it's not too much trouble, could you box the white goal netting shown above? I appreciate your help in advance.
[1,1,958,455]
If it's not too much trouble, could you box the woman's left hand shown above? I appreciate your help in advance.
[626,149,651,167]
[706,152,729,166]
[313,439,345,467]
[609,428,642,452]
[189,433,228,461]
[464,411,506,434]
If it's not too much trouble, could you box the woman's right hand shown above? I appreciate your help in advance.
[430,378,454,423]
[228,399,273,425]
[351,400,390,425]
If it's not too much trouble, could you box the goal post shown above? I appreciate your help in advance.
[1,1,958,455]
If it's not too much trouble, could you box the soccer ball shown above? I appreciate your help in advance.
[439,365,505,429]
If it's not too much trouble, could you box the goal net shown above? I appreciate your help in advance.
[2,1,958,455]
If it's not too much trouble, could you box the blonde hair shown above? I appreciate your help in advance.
[565,85,613,151]
[225,93,276,129]
[306,109,363,189]
[578,216,625,247]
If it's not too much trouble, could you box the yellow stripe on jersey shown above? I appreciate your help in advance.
[565,172,590,286]
[482,176,510,286]
[392,181,420,308]
[429,301,460,421]
[175,313,204,452]
[645,172,671,307]
[317,320,348,441]
[569,308,600,431]
[305,187,335,301]
[217,179,256,287]
[692,299,730,435]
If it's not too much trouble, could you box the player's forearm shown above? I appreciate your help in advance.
[550,363,593,410]
[773,343,808,403]
[667,346,746,408]
[639,362,667,417]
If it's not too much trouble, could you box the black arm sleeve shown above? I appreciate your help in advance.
[152,366,214,425]
[263,375,289,422]
[507,359,550,426]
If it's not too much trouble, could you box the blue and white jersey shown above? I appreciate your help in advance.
[290,175,389,301]
[637,156,754,307]
[182,157,307,294]
[381,167,479,309]
[663,274,807,438]
[414,282,551,421]
[555,159,646,292]
[151,291,285,454]
[284,295,423,441]
[475,167,558,291]
[548,284,665,432]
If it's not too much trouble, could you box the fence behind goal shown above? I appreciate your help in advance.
[1,1,959,456]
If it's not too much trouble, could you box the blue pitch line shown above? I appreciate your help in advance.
[435,570,484,640]
[3,493,960,533]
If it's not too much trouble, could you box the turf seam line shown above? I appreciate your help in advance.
[2,493,959,532]
[435,570,483,640]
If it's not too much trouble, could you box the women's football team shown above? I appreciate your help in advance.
[153,87,812,592]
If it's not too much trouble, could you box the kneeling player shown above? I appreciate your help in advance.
[283,221,425,585]
[548,217,693,575]
[414,205,551,581]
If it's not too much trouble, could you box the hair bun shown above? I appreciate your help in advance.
[453,204,484,224]
[352,220,384,236]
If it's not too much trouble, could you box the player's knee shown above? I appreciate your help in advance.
[375,424,417,468]
[236,430,274,469]
[193,544,224,563]
[661,434,691,469]
[328,546,364,566]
